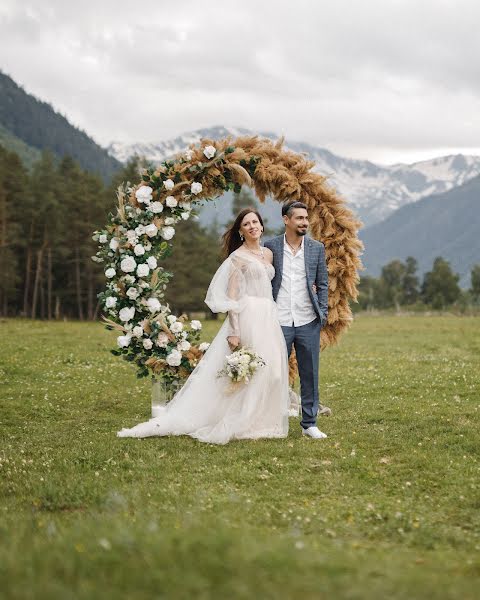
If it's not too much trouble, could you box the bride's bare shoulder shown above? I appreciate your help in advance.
[263,246,274,264]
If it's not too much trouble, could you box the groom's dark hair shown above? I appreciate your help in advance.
[282,201,307,217]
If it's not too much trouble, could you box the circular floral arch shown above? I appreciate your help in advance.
[93,135,363,381]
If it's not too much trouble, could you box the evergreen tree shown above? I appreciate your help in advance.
[470,264,480,303]
[421,257,461,309]
[380,259,406,311]
[401,256,419,304]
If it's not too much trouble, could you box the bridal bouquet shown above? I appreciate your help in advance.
[218,346,266,384]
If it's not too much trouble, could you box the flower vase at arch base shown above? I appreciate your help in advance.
[151,377,183,417]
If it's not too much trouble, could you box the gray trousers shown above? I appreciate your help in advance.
[281,317,321,429]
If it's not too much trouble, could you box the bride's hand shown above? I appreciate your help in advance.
[227,336,240,350]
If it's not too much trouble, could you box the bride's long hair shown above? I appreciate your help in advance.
[221,207,265,258]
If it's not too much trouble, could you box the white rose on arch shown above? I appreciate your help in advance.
[143,338,153,350]
[137,263,150,278]
[170,321,183,334]
[199,342,210,352]
[105,268,116,279]
[135,224,146,236]
[120,256,136,273]
[136,185,153,204]
[190,320,202,331]
[156,332,169,348]
[178,340,191,352]
[203,145,216,159]
[119,306,135,322]
[99,234,108,244]
[117,335,131,348]
[134,244,145,256]
[181,212,190,221]
[126,287,139,300]
[163,179,175,191]
[161,226,175,240]
[150,201,163,214]
[167,315,177,324]
[147,256,157,270]
[191,182,203,195]
[132,325,144,338]
[105,296,117,308]
[166,349,182,366]
[147,297,161,313]
[145,224,158,238]
[166,196,178,208]
[164,217,175,226]
[185,149,193,161]
[109,238,119,251]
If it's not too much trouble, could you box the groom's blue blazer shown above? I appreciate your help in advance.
[264,234,329,328]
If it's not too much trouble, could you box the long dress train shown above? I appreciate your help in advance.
[117,249,290,445]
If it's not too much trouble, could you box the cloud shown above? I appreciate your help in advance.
[0,0,479,163]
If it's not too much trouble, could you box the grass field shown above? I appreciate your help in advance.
[1,315,479,599]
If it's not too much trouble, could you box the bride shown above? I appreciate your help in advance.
[117,208,290,445]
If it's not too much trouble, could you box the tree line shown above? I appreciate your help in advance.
[357,256,480,311]
[2,143,479,320]
[0,146,222,320]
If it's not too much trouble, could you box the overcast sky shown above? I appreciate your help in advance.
[1,0,479,164]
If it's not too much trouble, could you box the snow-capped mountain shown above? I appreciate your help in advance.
[108,126,480,227]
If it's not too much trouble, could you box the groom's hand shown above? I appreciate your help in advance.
[227,336,240,351]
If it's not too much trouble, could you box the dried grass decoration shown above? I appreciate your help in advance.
[92,135,363,382]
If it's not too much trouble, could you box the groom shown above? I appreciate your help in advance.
[264,201,329,439]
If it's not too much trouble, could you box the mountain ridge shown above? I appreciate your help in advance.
[108,125,480,226]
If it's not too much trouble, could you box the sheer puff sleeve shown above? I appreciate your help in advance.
[204,256,247,338]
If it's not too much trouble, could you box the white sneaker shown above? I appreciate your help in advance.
[302,426,327,439]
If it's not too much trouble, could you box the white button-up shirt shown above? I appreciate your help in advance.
[276,236,317,327]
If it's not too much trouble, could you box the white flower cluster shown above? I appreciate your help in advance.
[92,144,222,378]
[218,347,266,384]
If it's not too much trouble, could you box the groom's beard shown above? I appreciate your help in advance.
[297,228,307,236]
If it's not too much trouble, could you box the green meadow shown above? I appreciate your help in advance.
[1,315,479,599]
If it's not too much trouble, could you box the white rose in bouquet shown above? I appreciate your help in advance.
[105,268,116,279]
[147,297,161,313]
[167,315,177,324]
[150,201,163,214]
[109,238,119,251]
[117,335,131,348]
[119,306,135,322]
[135,224,146,236]
[190,320,202,330]
[143,338,153,350]
[105,296,117,308]
[163,179,175,190]
[170,321,183,334]
[178,340,191,352]
[147,256,157,269]
[199,342,210,352]
[126,287,139,300]
[145,224,158,238]
[164,217,175,226]
[136,263,150,278]
[135,185,153,204]
[203,145,216,159]
[191,182,203,195]
[99,234,108,243]
[166,196,178,208]
[120,256,136,273]
[156,332,169,347]
[160,226,175,240]
[166,349,182,366]
[132,325,144,338]
[134,244,145,256]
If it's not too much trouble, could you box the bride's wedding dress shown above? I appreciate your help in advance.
[117,249,290,444]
